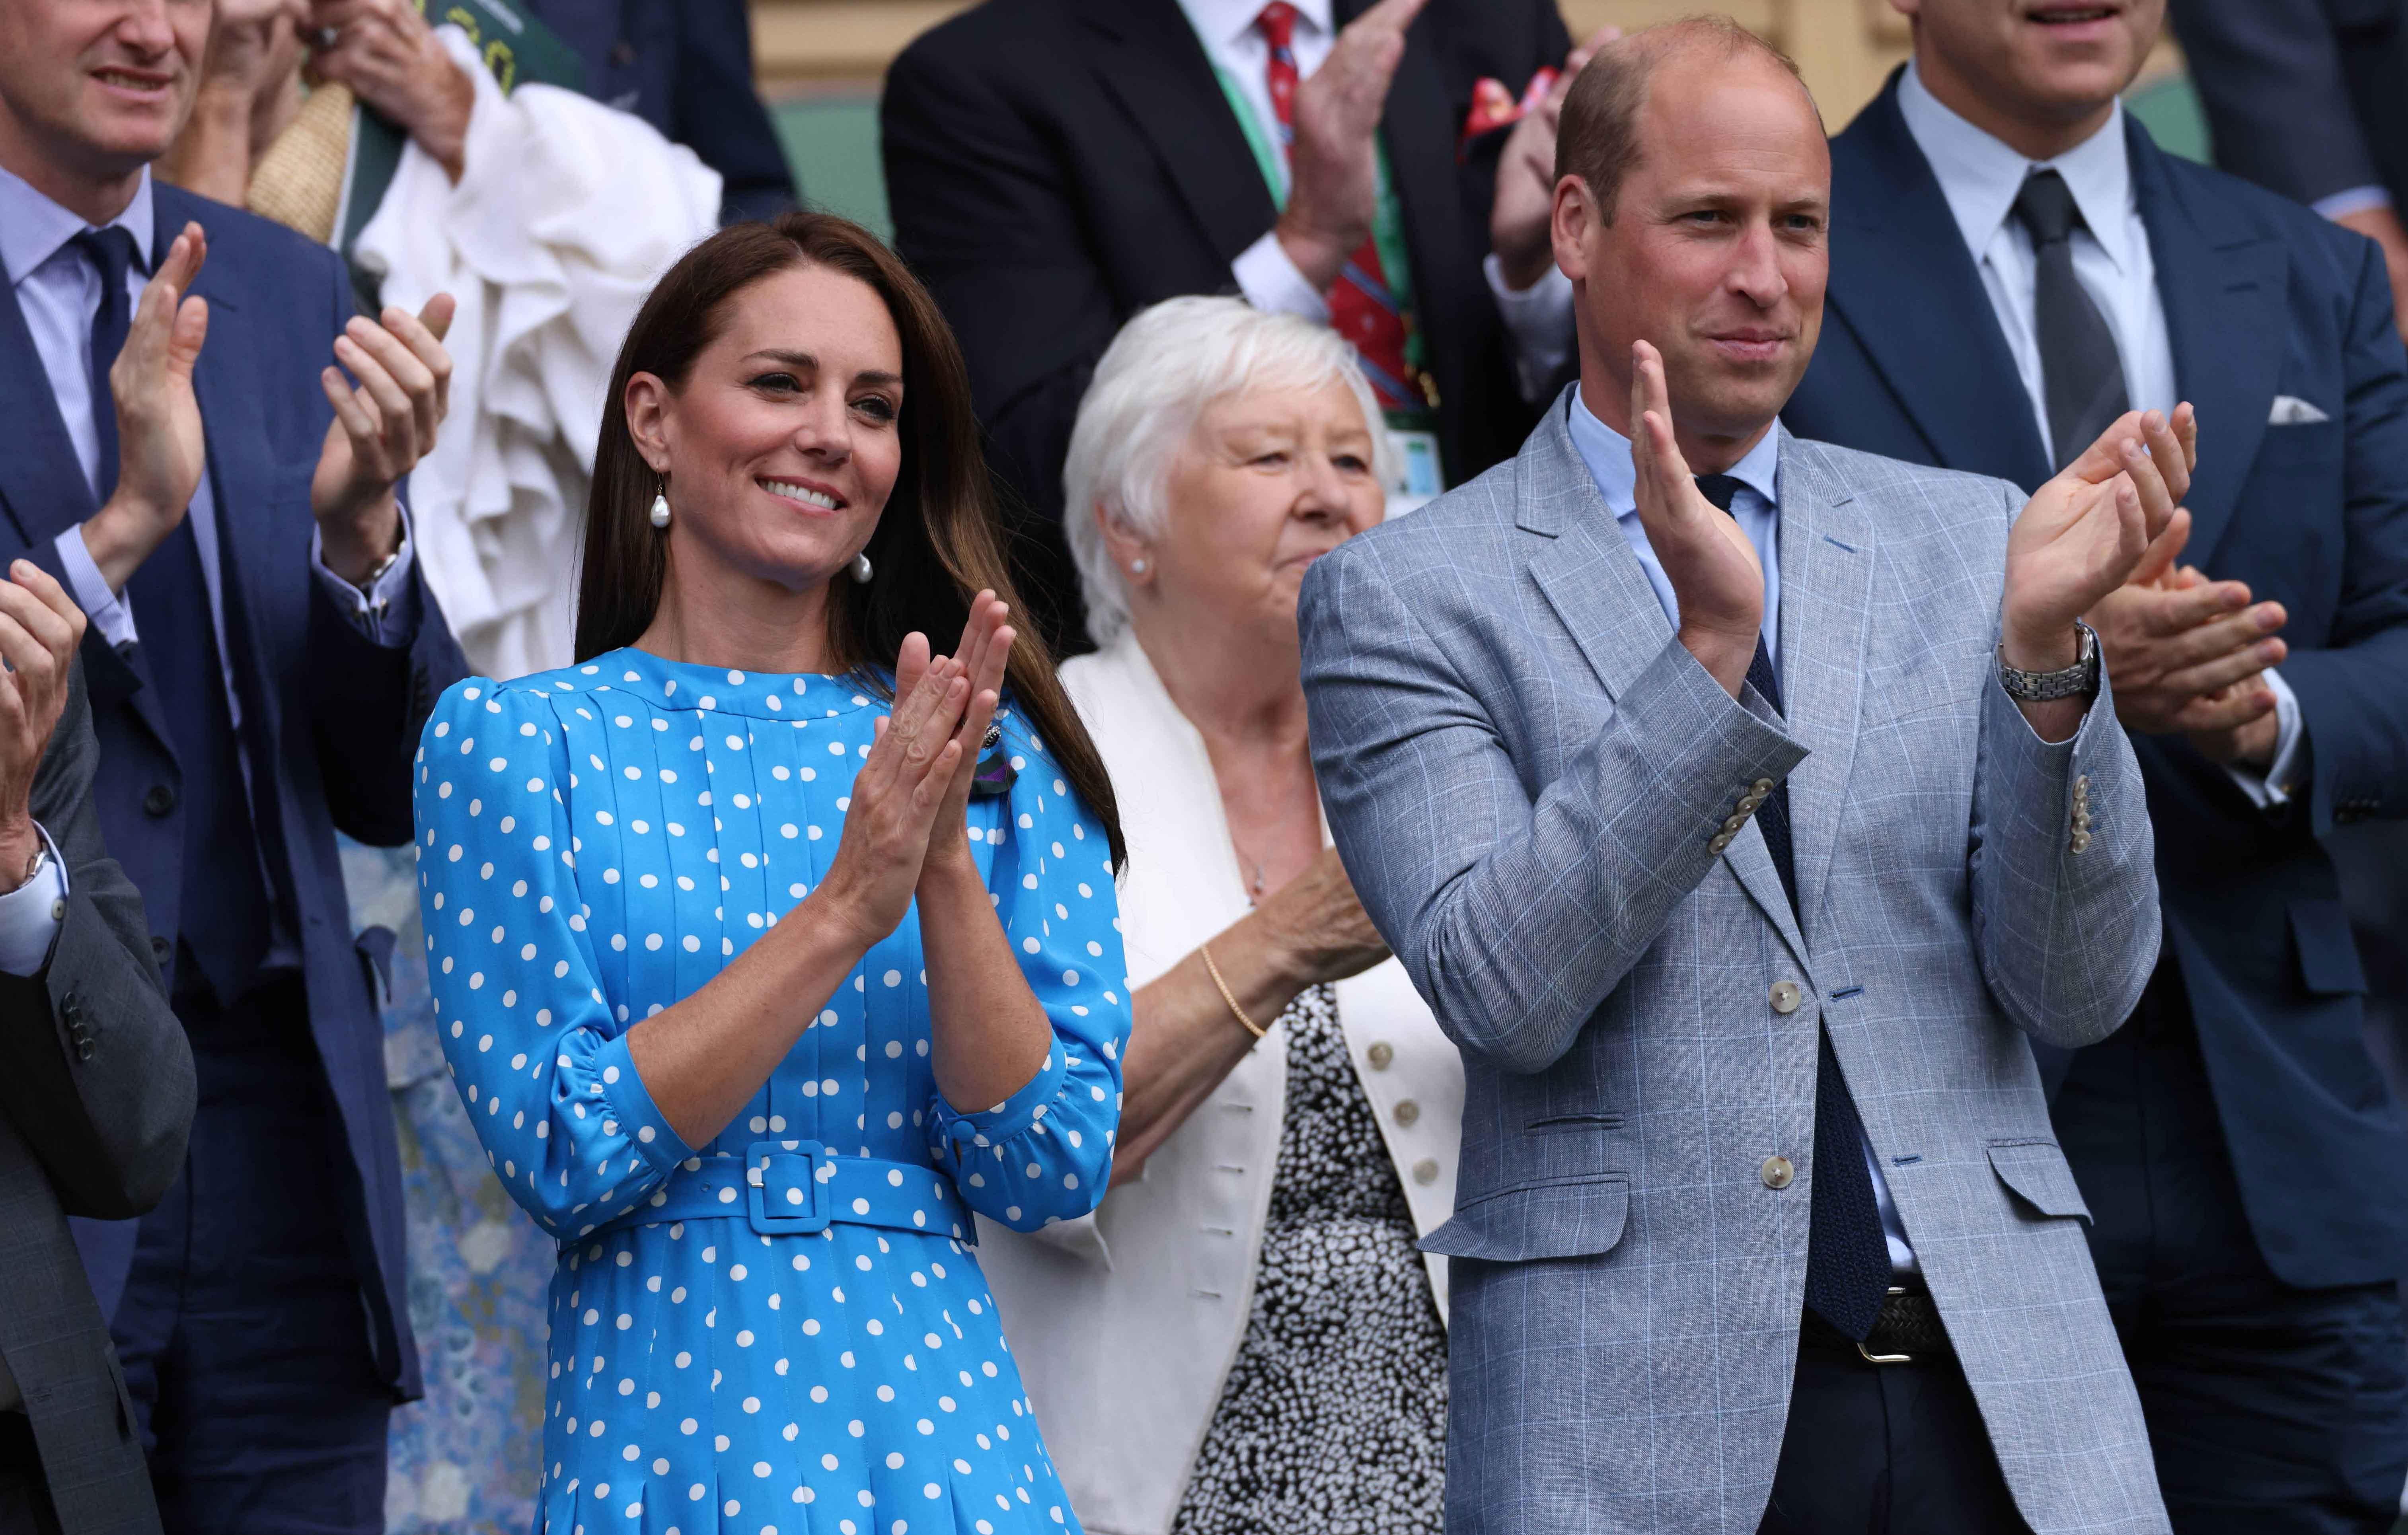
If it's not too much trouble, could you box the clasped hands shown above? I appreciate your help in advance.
[1628,341,2237,747]
[82,221,458,595]
[816,595,1018,953]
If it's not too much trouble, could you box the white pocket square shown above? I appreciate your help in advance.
[2269,394,2331,425]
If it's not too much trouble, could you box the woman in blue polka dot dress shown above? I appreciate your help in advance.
[415,213,1130,1535]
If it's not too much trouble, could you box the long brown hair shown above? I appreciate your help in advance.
[576,212,1124,868]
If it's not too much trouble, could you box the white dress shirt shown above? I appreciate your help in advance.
[0,161,419,976]
[1175,0,1566,391]
[1896,63,2304,809]
[1566,391,1920,1274]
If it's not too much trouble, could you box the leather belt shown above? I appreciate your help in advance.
[589,1140,975,1245]
[1802,1286,1953,1365]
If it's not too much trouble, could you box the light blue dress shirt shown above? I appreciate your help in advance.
[0,162,419,976]
[1567,389,1921,1275]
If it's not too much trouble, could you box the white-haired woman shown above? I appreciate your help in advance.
[976,297,1466,1535]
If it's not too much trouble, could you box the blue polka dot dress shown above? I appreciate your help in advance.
[413,647,1131,1535]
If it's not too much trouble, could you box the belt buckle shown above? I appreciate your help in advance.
[1856,1286,1913,1366]
[746,1139,832,1235]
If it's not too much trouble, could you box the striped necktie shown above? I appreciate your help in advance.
[1257,2,1419,411]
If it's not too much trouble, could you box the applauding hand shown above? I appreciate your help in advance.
[1278,0,1430,292]
[818,634,973,949]
[310,294,456,584]
[82,223,211,594]
[919,591,1016,886]
[1626,341,1765,697]
[0,564,89,895]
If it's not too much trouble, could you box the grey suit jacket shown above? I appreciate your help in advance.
[1299,397,2169,1535]
[0,658,192,1535]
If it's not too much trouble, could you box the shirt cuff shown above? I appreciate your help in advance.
[1484,254,1576,403]
[1232,230,1332,325]
[54,527,136,652]
[0,825,70,978]
[2223,668,2306,810]
[310,507,419,645]
[2315,185,2394,222]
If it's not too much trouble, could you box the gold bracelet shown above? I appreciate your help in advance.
[1198,942,1266,1039]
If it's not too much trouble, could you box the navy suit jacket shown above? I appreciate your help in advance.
[0,185,467,1398]
[520,0,797,224]
[1785,72,2408,1289]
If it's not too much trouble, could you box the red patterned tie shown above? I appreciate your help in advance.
[1258,2,1418,410]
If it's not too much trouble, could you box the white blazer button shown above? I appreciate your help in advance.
[1763,1156,1795,1189]
[1770,981,1802,1014]
[1393,1099,1420,1127]
[1366,1042,1395,1070]
[1412,1158,1440,1185]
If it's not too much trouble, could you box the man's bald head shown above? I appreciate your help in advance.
[1555,18,1814,225]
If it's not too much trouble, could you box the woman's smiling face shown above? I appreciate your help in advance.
[633,261,906,595]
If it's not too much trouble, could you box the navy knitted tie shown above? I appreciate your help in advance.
[70,227,139,497]
[1695,475,1892,1340]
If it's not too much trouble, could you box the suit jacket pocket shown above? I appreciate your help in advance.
[1419,1174,1629,1262]
[2289,898,2368,996]
[1987,1140,2091,1224]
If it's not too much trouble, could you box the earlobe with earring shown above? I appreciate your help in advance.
[851,551,874,585]
[1131,558,1148,575]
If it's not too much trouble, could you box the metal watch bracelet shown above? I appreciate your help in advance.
[1997,619,2100,703]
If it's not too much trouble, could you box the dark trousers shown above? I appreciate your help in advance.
[2056,966,2408,1535]
[110,975,390,1535]
[0,1415,61,1535]
[1756,1309,2032,1534]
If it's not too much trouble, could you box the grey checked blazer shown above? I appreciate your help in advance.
[1298,397,2170,1535]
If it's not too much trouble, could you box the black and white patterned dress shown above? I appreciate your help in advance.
[1171,984,1450,1535]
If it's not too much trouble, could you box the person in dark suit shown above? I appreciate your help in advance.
[881,0,1571,652]
[2171,0,2408,339]
[1780,0,2408,1525]
[0,597,194,1533]
[515,0,797,222]
[0,1,469,1529]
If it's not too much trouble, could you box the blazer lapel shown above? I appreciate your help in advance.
[0,256,100,550]
[1823,72,2053,490]
[1771,434,1871,945]
[2128,123,2285,569]
[1076,0,1279,265]
[1522,401,1808,958]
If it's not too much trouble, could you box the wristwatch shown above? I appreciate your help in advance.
[1997,620,2101,703]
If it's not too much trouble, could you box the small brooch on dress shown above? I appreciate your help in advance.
[970,718,1014,799]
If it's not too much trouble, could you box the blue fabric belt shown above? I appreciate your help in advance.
[589,1140,976,1245]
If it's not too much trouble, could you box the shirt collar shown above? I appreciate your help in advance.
[0,161,154,290]
[1176,0,1333,53]
[1566,387,1781,519]
[1896,58,2134,278]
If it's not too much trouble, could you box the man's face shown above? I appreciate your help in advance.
[0,0,210,186]
[1559,49,1831,454]
[1896,0,2162,136]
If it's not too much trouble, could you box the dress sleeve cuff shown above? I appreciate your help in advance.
[2222,667,2306,810]
[590,1028,695,1177]
[2316,185,2394,221]
[0,826,68,978]
[1484,253,1576,402]
[1232,229,1333,324]
[310,507,421,647]
[54,527,136,651]
[927,1038,1074,1156]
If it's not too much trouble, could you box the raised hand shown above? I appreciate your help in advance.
[82,223,211,594]
[308,0,476,179]
[1277,0,1431,292]
[1627,341,1764,697]
[818,634,973,947]
[0,564,90,893]
[2001,407,2184,673]
[311,292,456,583]
[1490,25,1619,291]
[2088,506,2287,741]
[919,591,1016,885]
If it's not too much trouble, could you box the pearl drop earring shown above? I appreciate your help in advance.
[1131,558,1148,574]
[648,487,671,529]
[850,551,874,584]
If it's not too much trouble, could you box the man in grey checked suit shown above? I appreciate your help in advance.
[1299,21,2174,1533]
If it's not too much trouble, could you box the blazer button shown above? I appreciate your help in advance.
[76,1041,94,1063]
[1411,1158,1440,1185]
[2070,831,2093,854]
[1722,813,1749,835]
[150,935,171,962]
[49,899,65,922]
[61,995,82,1025]
[1366,1042,1394,1070]
[1752,778,1775,796]
[1762,1156,1795,1189]
[142,784,177,817]
[1770,981,1802,1014]
[1709,833,1733,854]
[1393,1099,1421,1127]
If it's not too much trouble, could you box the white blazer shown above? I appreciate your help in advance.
[975,633,1464,1535]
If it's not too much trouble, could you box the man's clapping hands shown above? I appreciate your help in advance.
[1274,0,1429,293]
